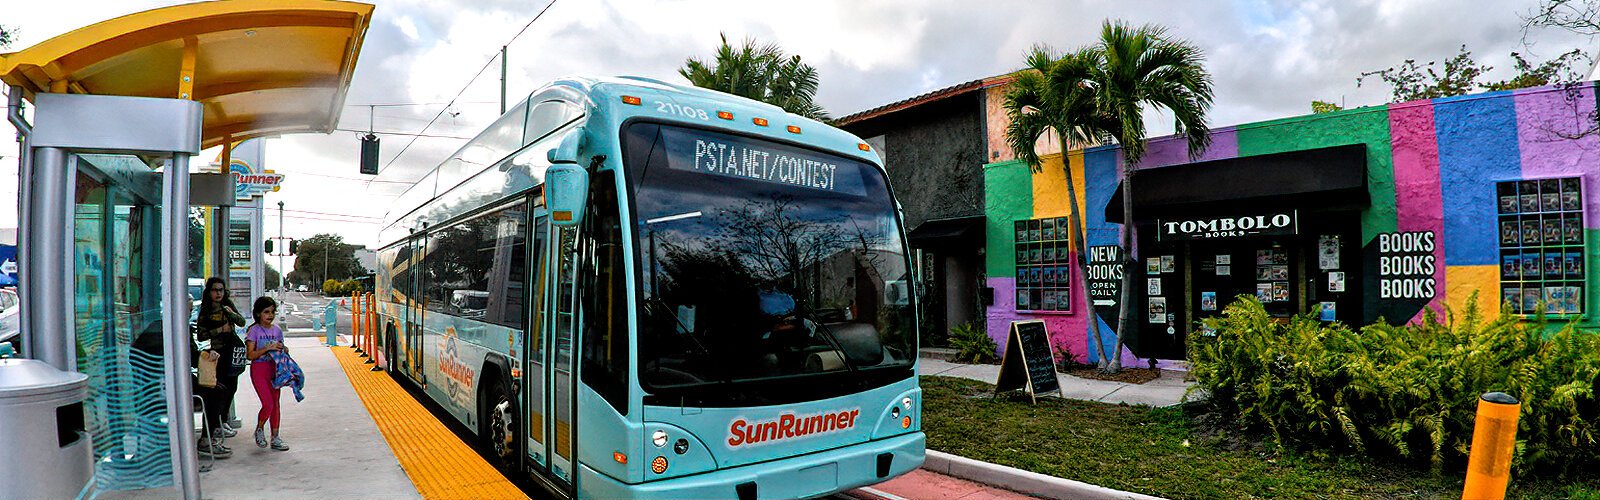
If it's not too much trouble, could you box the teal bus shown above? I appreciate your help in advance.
[373,76,923,499]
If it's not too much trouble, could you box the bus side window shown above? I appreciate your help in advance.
[580,170,629,415]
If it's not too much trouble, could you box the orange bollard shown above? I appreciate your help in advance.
[368,293,382,371]
[353,292,365,356]
[1462,392,1521,500]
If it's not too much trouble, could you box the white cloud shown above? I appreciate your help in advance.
[3,0,1596,246]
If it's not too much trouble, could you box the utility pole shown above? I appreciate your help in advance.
[500,45,508,115]
[322,243,329,295]
[277,200,285,303]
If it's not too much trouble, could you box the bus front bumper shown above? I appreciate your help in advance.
[579,432,925,500]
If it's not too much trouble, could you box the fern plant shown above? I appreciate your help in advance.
[949,322,999,364]
[1189,294,1600,475]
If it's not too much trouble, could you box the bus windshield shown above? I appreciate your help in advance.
[626,123,916,397]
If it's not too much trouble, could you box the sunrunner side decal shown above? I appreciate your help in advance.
[727,408,860,447]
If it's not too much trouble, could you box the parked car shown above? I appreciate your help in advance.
[297,284,308,292]
[0,288,20,351]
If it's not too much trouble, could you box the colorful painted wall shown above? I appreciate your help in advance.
[984,84,1600,364]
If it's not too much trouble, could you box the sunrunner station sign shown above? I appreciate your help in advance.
[1157,211,1298,241]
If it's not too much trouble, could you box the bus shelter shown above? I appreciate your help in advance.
[0,1,372,497]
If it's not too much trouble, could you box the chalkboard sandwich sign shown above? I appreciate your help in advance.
[994,320,1063,403]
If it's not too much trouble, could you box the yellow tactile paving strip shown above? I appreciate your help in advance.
[332,346,530,500]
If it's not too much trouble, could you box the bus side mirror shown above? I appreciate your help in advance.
[547,164,589,227]
[546,127,589,227]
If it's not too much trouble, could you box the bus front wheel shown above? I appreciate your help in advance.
[481,375,520,472]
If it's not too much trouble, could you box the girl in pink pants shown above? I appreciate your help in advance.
[245,296,289,451]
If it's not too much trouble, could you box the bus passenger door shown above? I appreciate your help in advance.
[548,223,580,487]
[408,236,426,385]
[523,213,550,471]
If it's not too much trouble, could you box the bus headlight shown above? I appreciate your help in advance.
[652,430,668,448]
[890,406,900,419]
[903,397,913,410]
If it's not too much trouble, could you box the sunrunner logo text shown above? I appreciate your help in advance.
[727,409,860,447]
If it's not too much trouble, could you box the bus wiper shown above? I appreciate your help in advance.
[804,318,858,372]
[644,299,720,370]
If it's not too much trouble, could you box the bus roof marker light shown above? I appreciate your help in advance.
[613,452,627,464]
[786,125,802,134]
[858,143,872,151]
[752,117,768,127]
[717,111,733,120]
[621,95,642,106]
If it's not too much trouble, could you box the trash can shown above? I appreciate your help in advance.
[0,358,92,500]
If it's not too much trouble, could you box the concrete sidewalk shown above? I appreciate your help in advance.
[100,337,419,499]
[918,358,1193,407]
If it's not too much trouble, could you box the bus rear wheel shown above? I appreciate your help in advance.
[482,376,520,472]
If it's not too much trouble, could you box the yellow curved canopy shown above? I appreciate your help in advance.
[0,0,374,150]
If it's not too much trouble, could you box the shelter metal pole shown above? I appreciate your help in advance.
[8,86,32,357]
[214,206,230,279]
[27,146,74,371]
[161,154,201,500]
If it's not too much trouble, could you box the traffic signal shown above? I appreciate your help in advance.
[264,239,275,254]
[289,239,299,255]
[360,133,380,175]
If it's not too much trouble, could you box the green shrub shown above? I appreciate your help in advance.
[1189,294,1600,475]
[949,322,999,364]
[322,278,340,296]
[340,279,363,295]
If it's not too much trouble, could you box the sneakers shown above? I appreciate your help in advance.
[197,438,232,459]
[270,436,289,451]
[254,427,267,448]
[217,423,238,438]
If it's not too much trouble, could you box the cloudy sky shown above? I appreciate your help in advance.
[3,0,1596,265]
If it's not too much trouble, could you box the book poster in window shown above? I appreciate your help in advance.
[1318,235,1340,270]
[1545,254,1562,277]
[1502,255,1520,280]
[1523,251,1542,279]
[1042,218,1057,241]
[1543,217,1562,244]
[1501,220,1520,245]
[1565,216,1583,244]
[1160,255,1176,273]
[1504,286,1521,314]
[1319,301,1337,321]
[1216,265,1231,276]
[1147,278,1162,295]
[1542,179,1561,211]
[1147,257,1161,275]
[1148,297,1167,323]
[1549,286,1581,314]
[1271,281,1290,301]
[1017,290,1031,310]
[1522,287,1541,312]
[1256,283,1272,302]
[1201,291,1217,311]
[1522,220,1541,245]
[1328,271,1346,292]
[1500,193,1519,214]
[1216,254,1231,265]
[1521,181,1540,212]
[1566,252,1583,278]
[1256,248,1287,265]
[1562,178,1582,211]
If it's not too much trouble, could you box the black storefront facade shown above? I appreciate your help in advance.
[1108,145,1370,359]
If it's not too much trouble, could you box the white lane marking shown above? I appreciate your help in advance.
[857,487,910,500]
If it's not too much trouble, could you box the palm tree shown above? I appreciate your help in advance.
[680,33,829,120]
[1004,20,1213,372]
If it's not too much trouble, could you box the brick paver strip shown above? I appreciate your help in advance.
[332,346,528,499]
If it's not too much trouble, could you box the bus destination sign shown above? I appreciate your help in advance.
[661,127,865,196]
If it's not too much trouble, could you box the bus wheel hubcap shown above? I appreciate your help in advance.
[492,398,514,460]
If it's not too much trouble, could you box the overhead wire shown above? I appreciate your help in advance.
[365,0,561,187]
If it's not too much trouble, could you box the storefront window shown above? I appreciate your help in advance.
[1497,177,1585,315]
[1013,217,1072,312]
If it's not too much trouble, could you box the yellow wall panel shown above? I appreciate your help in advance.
[1445,265,1501,321]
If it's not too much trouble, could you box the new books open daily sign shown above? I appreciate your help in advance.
[994,320,1061,403]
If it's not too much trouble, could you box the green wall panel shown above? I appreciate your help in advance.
[983,160,1035,277]
[1235,106,1397,243]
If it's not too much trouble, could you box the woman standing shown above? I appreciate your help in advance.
[245,296,290,451]
[194,277,245,457]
